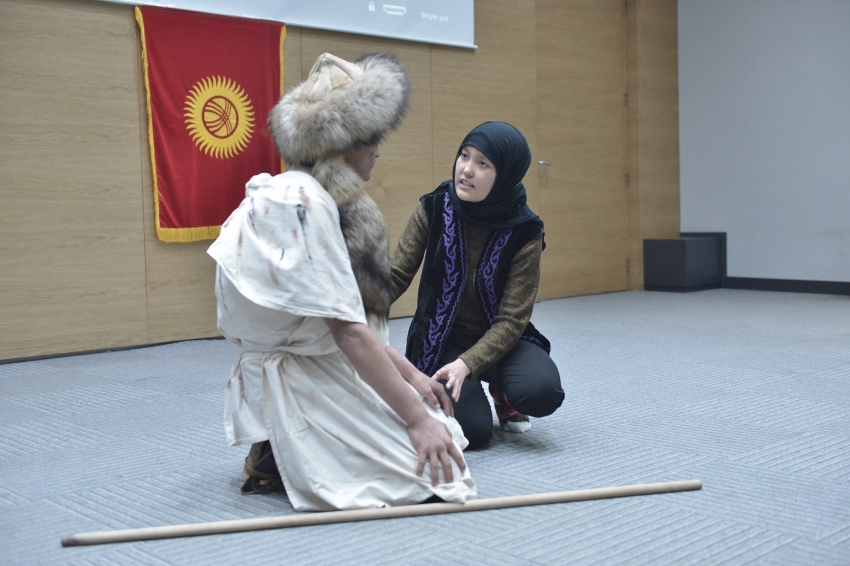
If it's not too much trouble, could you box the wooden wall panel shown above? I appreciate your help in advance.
[299,30,435,318]
[283,26,303,95]
[626,0,681,290]
[626,0,642,289]
[140,137,219,343]
[536,0,628,299]
[430,0,539,212]
[635,0,680,240]
[0,0,149,360]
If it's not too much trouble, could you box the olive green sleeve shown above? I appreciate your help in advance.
[458,234,543,378]
[390,203,429,303]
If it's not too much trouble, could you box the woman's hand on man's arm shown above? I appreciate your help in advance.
[324,318,465,485]
[432,358,471,402]
[385,346,453,418]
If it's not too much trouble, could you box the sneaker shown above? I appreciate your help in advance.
[488,383,532,433]
[501,414,532,433]
[240,441,285,495]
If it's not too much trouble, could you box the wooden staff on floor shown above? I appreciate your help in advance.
[61,479,702,547]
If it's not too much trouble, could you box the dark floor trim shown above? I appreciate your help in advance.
[0,336,225,366]
[724,277,850,296]
[645,284,722,293]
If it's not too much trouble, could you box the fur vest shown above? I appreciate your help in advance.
[311,157,392,324]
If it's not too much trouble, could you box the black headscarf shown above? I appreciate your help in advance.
[446,121,543,233]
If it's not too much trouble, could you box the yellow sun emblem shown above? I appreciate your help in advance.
[184,76,254,159]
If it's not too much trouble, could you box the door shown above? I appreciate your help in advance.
[536,0,628,299]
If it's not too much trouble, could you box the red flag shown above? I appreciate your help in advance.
[136,7,284,242]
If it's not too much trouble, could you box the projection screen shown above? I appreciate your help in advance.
[100,0,475,48]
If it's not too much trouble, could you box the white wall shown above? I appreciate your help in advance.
[678,0,850,281]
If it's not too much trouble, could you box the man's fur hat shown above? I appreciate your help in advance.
[268,52,410,165]
[267,52,410,324]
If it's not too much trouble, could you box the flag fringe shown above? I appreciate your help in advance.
[155,225,221,243]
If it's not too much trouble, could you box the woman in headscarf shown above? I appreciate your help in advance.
[392,121,565,449]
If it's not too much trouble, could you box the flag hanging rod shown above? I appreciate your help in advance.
[61,479,702,547]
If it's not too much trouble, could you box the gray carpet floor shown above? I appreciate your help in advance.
[1,289,848,565]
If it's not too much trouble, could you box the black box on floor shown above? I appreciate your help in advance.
[643,236,721,292]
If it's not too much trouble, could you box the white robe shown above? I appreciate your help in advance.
[207,170,476,511]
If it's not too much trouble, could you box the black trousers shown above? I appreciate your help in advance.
[436,334,564,449]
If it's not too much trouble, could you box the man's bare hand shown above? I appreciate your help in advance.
[432,358,471,402]
[406,414,466,486]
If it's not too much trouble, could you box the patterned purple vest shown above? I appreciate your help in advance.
[405,186,550,375]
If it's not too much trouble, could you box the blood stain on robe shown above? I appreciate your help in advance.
[268,260,280,285]
[296,204,312,260]
[298,187,311,210]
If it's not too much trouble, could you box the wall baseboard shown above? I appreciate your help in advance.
[645,284,721,293]
[724,277,850,296]
[0,337,225,366]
